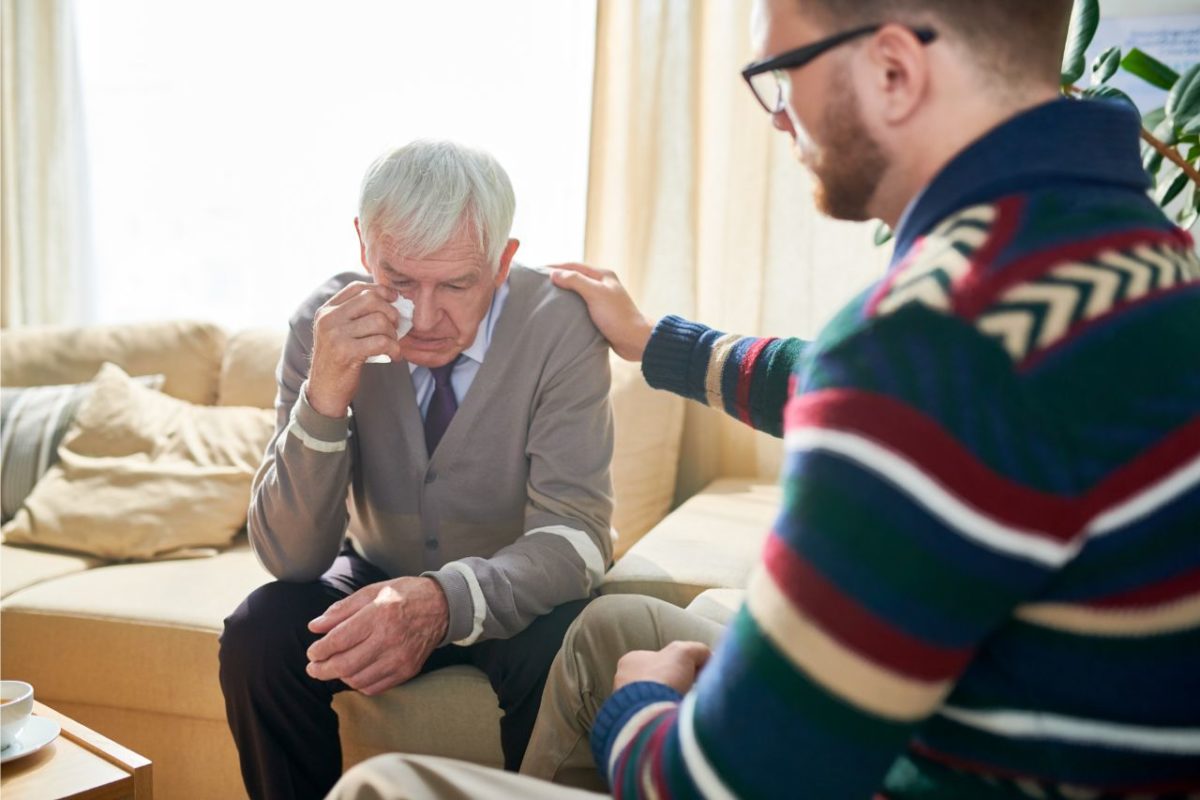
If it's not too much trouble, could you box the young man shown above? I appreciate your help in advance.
[330,1,1200,797]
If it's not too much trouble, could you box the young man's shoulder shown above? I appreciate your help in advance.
[862,192,1199,368]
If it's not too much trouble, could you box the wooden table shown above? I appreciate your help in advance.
[0,701,152,799]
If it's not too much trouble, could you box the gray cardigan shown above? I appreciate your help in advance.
[248,265,614,645]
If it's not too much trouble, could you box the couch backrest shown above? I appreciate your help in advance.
[0,321,227,405]
[1,322,685,555]
[218,329,286,409]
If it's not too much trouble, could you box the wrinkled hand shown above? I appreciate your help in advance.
[549,263,656,362]
[306,576,449,696]
[307,280,406,417]
[612,641,712,695]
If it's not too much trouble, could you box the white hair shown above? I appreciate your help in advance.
[358,140,516,270]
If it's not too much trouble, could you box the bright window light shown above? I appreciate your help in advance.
[75,1,596,330]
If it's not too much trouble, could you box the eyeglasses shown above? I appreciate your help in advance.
[741,24,937,114]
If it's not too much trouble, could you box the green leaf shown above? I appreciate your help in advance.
[1091,46,1121,85]
[1155,170,1189,206]
[1143,107,1167,130]
[1120,48,1180,91]
[1187,143,1200,162]
[1143,145,1163,177]
[1167,63,1200,131]
[1061,0,1100,85]
[1153,117,1180,147]
[1082,85,1138,111]
[873,222,894,247]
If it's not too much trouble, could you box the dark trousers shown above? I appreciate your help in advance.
[218,546,588,800]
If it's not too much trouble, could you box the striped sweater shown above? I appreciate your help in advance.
[591,98,1200,798]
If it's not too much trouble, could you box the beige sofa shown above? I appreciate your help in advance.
[0,321,778,799]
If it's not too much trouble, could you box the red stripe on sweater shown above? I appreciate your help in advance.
[784,389,1083,540]
[909,741,1200,794]
[867,237,930,317]
[764,535,974,681]
[646,712,673,798]
[737,338,777,425]
[1080,414,1200,522]
[1019,280,1200,373]
[954,225,1192,320]
[1087,565,1200,610]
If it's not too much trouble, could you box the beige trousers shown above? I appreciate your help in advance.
[326,753,608,800]
[520,594,727,790]
[327,594,728,800]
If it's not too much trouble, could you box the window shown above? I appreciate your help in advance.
[75,1,597,329]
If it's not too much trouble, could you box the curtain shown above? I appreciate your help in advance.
[586,0,892,499]
[1,0,91,328]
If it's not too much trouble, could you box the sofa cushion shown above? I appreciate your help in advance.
[0,538,503,767]
[0,543,103,598]
[0,321,226,405]
[0,375,166,523]
[601,478,779,607]
[217,328,286,409]
[2,364,275,559]
[685,588,746,627]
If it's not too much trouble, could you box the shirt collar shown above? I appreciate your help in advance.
[407,277,509,374]
[889,98,1150,267]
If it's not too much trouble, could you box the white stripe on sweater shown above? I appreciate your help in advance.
[525,525,605,591]
[940,706,1200,755]
[441,561,488,646]
[1086,452,1200,537]
[607,701,677,778]
[286,407,347,453]
[679,693,739,800]
[783,428,1076,566]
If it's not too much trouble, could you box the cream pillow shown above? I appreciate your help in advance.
[1,363,274,560]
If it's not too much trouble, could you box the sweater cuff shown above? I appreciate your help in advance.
[641,315,713,400]
[591,681,683,786]
[422,564,480,646]
[290,382,352,450]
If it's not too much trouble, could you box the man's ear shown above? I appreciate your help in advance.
[354,217,370,271]
[862,23,932,125]
[495,238,520,285]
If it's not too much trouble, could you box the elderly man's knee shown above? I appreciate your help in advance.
[219,580,319,682]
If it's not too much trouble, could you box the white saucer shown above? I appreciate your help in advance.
[0,716,61,764]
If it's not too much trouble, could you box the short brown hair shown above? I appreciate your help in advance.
[802,0,1073,85]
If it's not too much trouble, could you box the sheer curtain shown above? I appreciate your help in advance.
[1,0,91,328]
[585,0,891,498]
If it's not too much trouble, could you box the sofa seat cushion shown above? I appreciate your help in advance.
[601,478,779,607]
[0,538,503,765]
[685,588,746,627]
[0,543,103,598]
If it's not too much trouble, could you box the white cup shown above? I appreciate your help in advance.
[0,680,34,750]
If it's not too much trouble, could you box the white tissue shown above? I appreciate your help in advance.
[365,295,416,364]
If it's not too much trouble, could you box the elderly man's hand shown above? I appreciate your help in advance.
[612,641,712,695]
[307,281,406,417]
[305,576,449,696]
[550,263,656,362]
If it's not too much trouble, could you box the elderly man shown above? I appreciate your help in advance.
[217,140,614,800]
[328,0,1200,797]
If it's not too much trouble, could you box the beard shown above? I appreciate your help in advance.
[803,73,888,221]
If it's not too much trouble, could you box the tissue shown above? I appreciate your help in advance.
[366,295,415,364]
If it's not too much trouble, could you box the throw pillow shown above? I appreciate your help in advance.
[1,363,275,560]
[0,374,165,523]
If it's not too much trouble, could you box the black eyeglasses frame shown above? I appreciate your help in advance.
[741,24,938,114]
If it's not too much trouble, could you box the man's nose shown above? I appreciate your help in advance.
[411,293,440,331]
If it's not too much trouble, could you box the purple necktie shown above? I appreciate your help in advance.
[424,362,458,456]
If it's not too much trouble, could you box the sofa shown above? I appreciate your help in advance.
[0,321,779,799]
